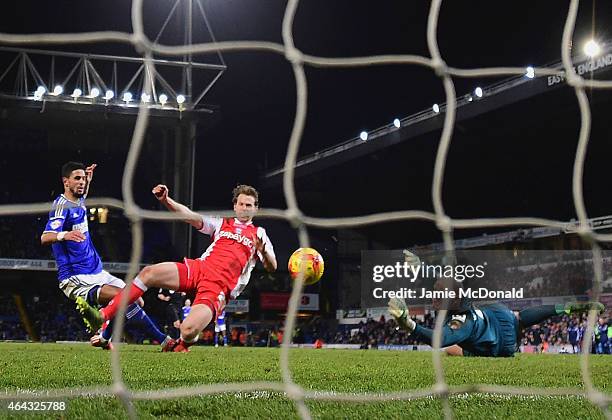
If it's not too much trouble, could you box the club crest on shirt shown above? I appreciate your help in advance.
[50,220,62,230]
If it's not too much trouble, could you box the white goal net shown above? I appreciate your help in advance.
[0,1,610,419]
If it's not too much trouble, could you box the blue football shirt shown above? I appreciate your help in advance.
[43,194,103,280]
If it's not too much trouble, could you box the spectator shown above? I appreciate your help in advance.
[596,317,610,354]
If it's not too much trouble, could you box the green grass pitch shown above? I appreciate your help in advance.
[0,343,610,419]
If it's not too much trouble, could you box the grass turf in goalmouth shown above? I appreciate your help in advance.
[0,343,610,419]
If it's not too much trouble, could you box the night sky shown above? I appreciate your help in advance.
[2,0,612,247]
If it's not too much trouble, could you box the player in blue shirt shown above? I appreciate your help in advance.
[182,298,192,320]
[214,309,228,347]
[41,162,174,351]
[389,277,604,357]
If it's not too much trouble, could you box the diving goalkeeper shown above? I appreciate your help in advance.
[388,278,604,357]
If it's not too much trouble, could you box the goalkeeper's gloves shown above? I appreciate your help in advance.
[388,297,416,333]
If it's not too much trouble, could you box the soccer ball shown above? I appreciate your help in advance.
[288,248,324,286]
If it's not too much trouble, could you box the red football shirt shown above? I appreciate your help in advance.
[197,216,275,298]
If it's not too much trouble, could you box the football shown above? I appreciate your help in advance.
[288,247,325,286]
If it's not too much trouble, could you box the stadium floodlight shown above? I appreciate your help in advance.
[525,66,535,79]
[34,86,46,100]
[393,118,401,128]
[71,88,82,98]
[159,93,168,106]
[432,103,440,113]
[176,94,186,111]
[141,92,151,103]
[89,87,100,98]
[474,87,483,98]
[104,90,114,100]
[360,131,368,141]
[122,92,133,103]
[583,39,601,57]
[52,85,63,96]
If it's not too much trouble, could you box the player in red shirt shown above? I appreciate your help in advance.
[77,184,277,352]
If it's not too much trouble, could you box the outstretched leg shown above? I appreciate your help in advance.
[77,262,180,332]
[518,302,604,328]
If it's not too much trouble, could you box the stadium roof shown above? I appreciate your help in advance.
[262,45,612,187]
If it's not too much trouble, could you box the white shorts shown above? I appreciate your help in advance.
[59,270,125,302]
[215,323,226,333]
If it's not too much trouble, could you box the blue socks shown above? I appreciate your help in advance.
[214,333,227,346]
[100,303,167,344]
[125,304,167,344]
[101,319,114,341]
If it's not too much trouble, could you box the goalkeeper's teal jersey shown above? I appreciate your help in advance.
[412,304,519,357]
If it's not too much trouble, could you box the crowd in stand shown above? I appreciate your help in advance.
[29,294,90,342]
[1,241,611,353]
[324,311,611,354]
[520,311,612,354]
[0,292,89,342]
[328,315,436,348]
[0,295,27,340]
[0,288,610,354]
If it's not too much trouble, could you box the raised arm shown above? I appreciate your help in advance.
[388,297,474,348]
[83,163,97,198]
[152,184,203,230]
[410,322,475,348]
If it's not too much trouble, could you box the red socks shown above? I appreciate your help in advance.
[101,281,146,321]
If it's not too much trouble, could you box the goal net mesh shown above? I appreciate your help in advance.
[0,1,610,418]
